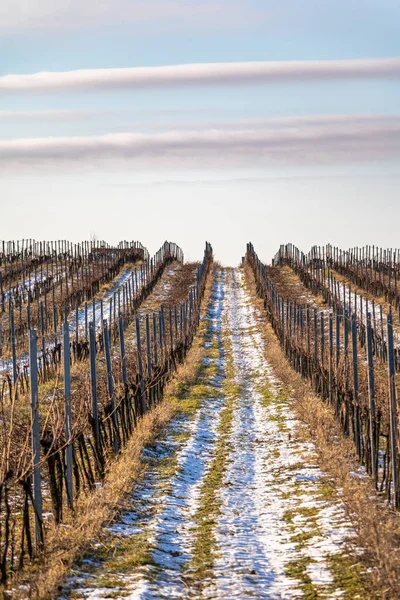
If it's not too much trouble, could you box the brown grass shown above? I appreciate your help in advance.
[162,262,200,306]
[266,264,325,306]
[330,267,400,334]
[244,262,400,600]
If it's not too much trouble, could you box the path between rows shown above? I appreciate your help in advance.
[63,268,361,599]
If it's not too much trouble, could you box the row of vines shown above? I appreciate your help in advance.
[0,238,212,583]
[248,241,400,513]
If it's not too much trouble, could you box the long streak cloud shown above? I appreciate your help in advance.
[1,58,400,93]
[1,115,400,168]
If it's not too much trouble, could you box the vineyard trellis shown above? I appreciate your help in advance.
[273,243,400,370]
[247,242,400,511]
[0,241,183,389]
[4,236,399,589]
[0,240,212,583]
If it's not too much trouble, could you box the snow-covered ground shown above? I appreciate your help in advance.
[70,265,144,338]
[324,274,400,347]
[63,268,359,600]
[2,267,63,304]
[206,270,355,599]
[0,263,145,376]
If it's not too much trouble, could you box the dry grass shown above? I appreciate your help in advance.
[1,259,192,485]
[266,264,325,306]
[331,266,392,306]
[162,262,200,306]
[245,262,400,600]
[3,265,215,600]
[330,267,400,333]
[264,261,392,446]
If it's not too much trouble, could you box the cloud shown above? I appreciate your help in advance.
[1,58,399,94]
[1,114,399,169]
[0,111,395,130]
[0,109,93,121]
[0,0,262,31]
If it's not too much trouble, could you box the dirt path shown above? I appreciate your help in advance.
[63,268,364,599]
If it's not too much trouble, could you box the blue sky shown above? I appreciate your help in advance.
[1,0,400,263]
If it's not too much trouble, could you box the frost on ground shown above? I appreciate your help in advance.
[0,263,144,375]
[62,268,365,600]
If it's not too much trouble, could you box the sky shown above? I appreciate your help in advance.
[1,0,400,264]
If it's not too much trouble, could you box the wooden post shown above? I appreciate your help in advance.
[159,308,164,354]
[387,311,399,508]
[149,315,157,369]
[145,314,152,379]
[63,322,73,509]
[161,305,166,349]
[344,308,349,393]
[103,319,118,453]
[335,311,340,368]
[109,297,113,333]
[10,304,18,395]
[320,312,325,369]
[29,330,43,550]
[85,302,88,341]
[27,292,31,330]
[87,324,99,427]
[329,312,333,405]
[113,292,117,335]
[75,304,79,348]
[135,317,146,414]
[313,308,318,390]
[351,313,362,458]
[366,312,377,480]
[40,301,46,381]
[118,313,128,386]
[52,285,57,339]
